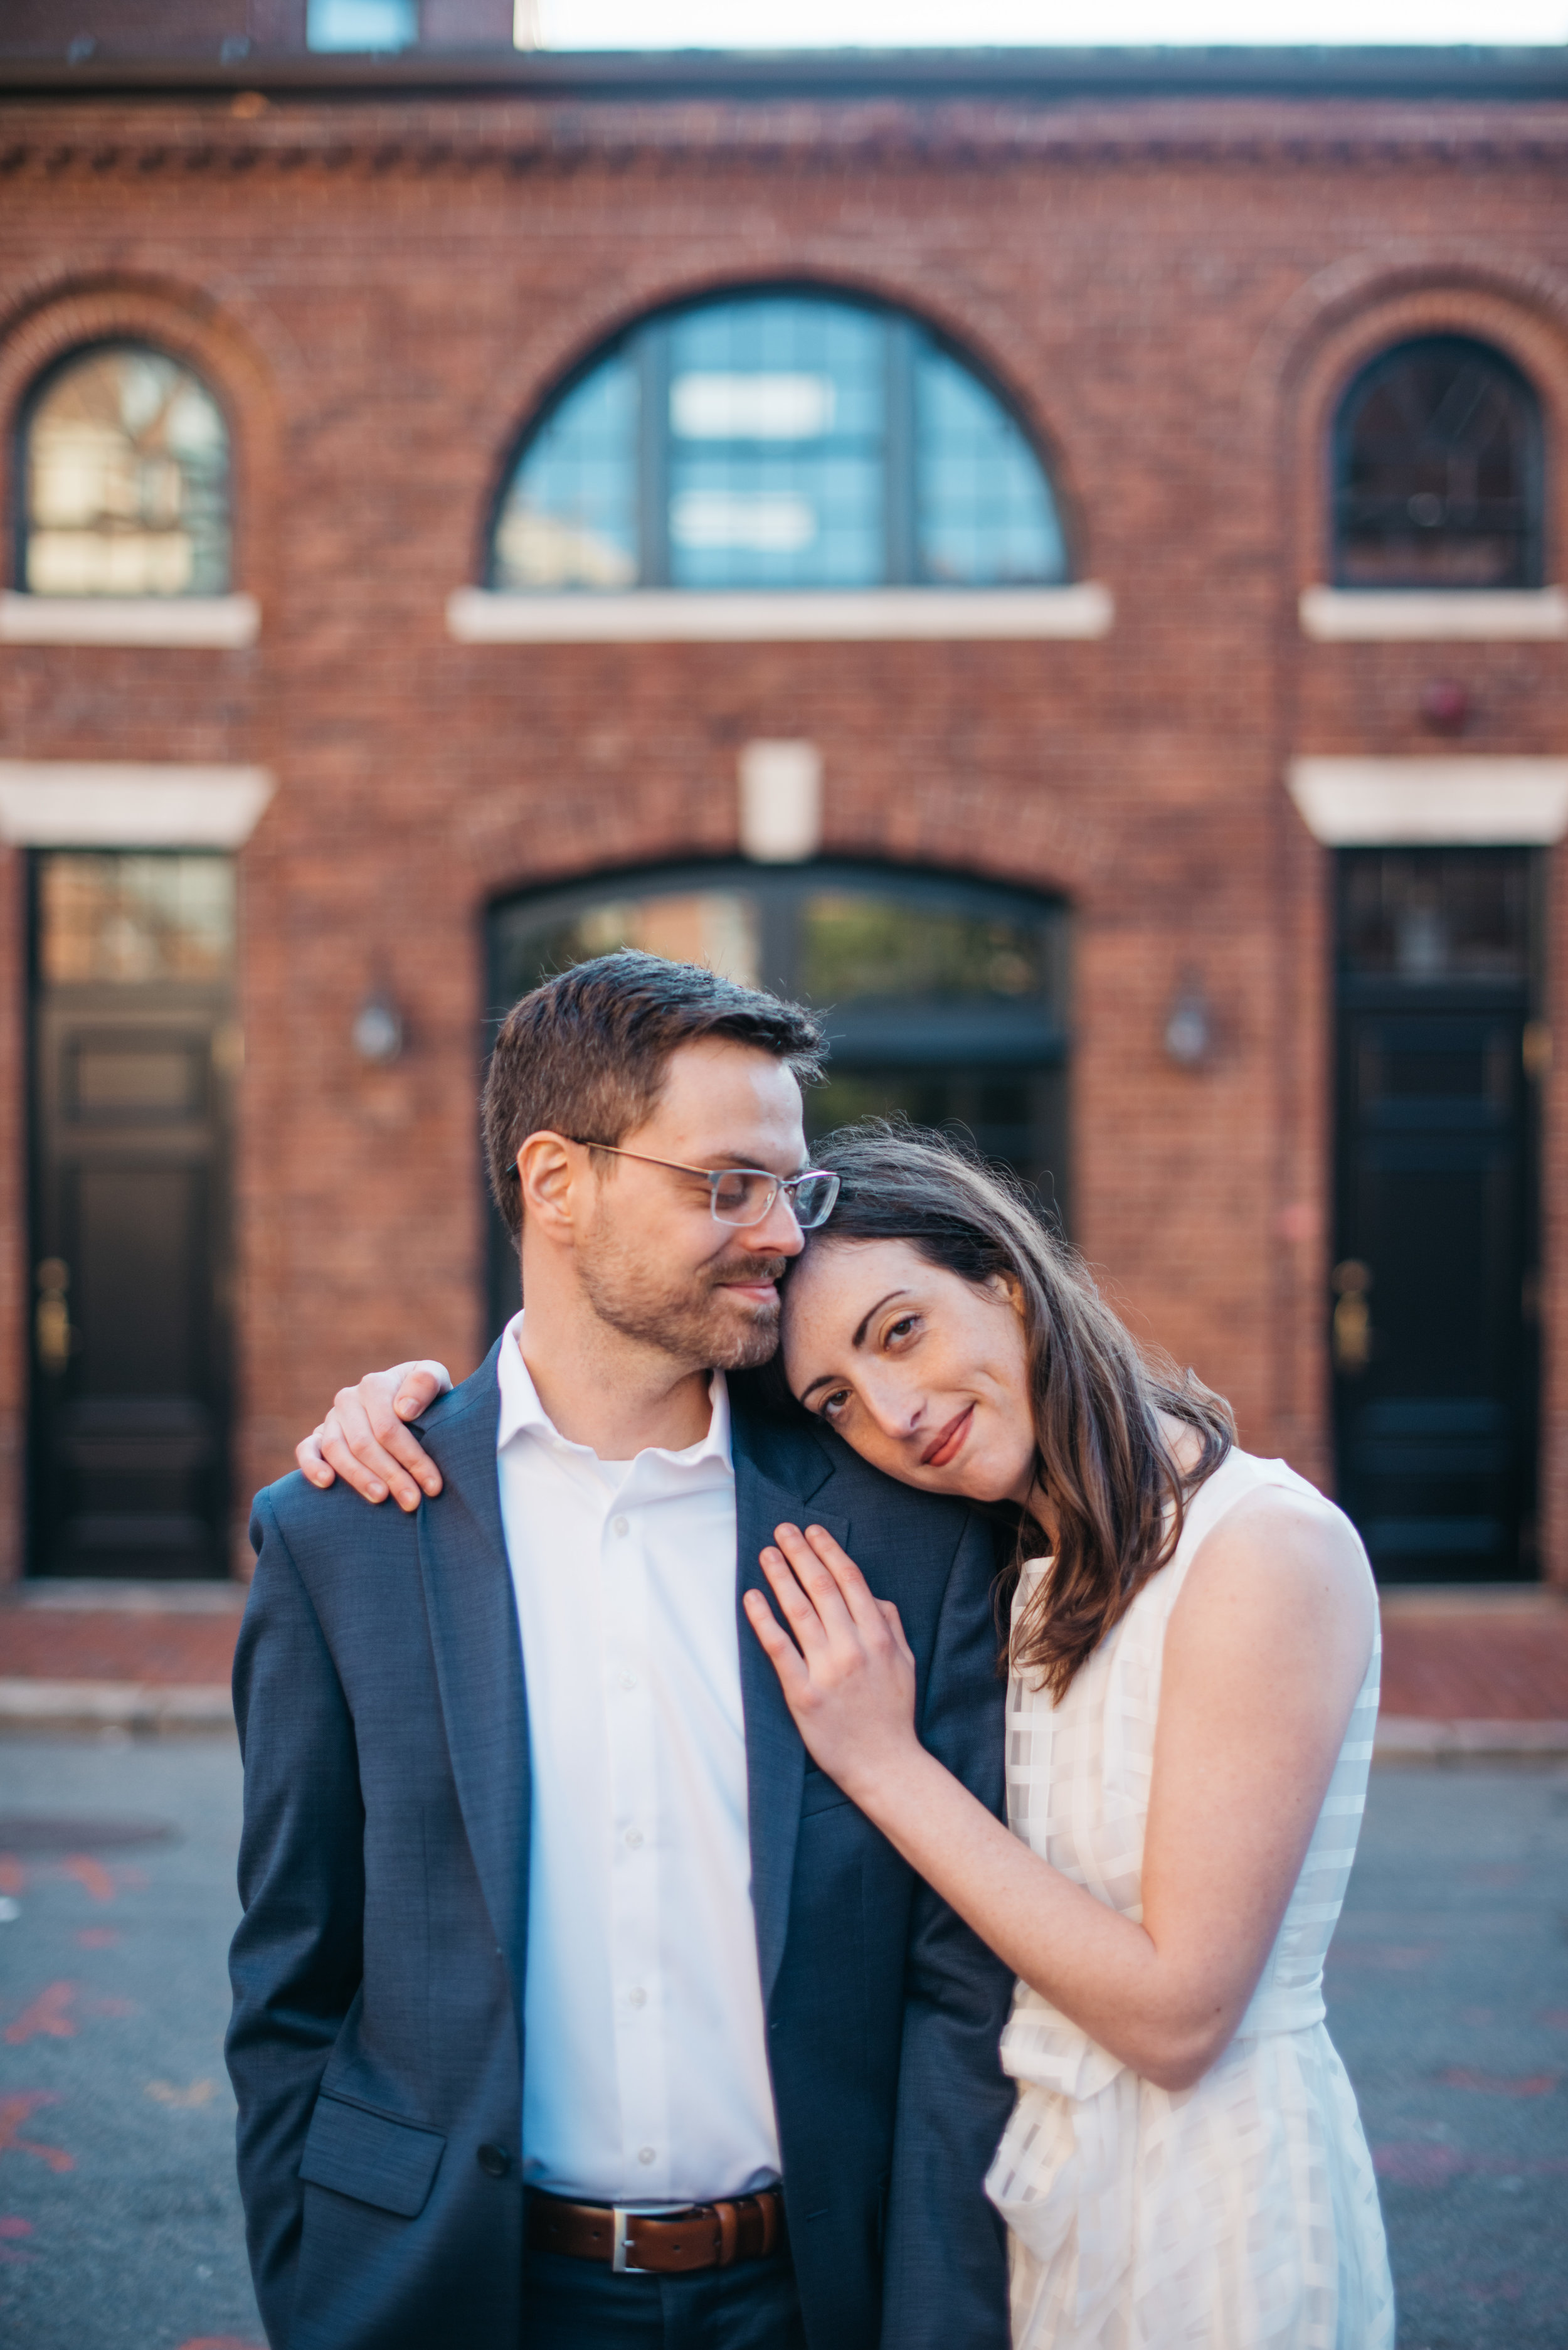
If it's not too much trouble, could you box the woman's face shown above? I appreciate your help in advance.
[781,1236,1037,1505]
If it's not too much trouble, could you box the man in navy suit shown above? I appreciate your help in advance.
[228,952,1013,2349]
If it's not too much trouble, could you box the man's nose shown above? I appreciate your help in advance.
[739,1188,806,1257]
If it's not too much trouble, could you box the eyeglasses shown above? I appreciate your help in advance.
[564,1140,840,1231]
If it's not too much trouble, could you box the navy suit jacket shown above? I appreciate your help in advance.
[227,1342,1014,2350]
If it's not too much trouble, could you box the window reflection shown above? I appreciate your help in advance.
[38,855,235,986]
[492,292,1066,592]
[1333,338,1542,592]
[1337,850,1531,985]
[667,299,885,590]
[492,355,638,591]
[23,346,230,598]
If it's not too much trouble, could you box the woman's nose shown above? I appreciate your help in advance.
[861,1380,921,1441]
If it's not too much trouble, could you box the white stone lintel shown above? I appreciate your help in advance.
[0,762,275,848]
[0,593,261,648]
[446,583,1114,645]
[1299,586,1568,642]
[1288,757,1568,846]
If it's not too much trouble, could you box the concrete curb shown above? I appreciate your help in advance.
[0,1678,234,1733]
[1374,1715,1568,1761]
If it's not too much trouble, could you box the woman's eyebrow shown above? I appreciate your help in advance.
[796,1290,911,1404]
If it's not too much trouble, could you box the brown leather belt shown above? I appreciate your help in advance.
[526,2187,786,2275]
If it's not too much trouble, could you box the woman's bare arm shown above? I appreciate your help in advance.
[743,1490,1374,2092]
[295,1363,452,1509]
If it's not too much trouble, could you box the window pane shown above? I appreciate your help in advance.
[24,347,230,598]
[496,891,761,994]
[1335,338,1540,590]
[801,893,1056,1006]
[915,345,1066,586]
[1337,851,1532,985]
[307,0,416,48]
[493,355,638,590]
[666,299,885,588]
[38,855,236,986]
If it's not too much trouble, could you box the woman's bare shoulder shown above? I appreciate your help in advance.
[1172,1472,1375,1686]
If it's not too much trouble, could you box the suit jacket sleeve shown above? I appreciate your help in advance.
[880,1511,1015,2350]
[226,1486,366,2348]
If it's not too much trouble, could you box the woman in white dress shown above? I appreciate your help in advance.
[739,1126,1396,2350]
[306,1120,1394,2348]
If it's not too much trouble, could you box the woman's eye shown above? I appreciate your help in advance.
[819,1389,851,1421]
[884,1316,919,1346]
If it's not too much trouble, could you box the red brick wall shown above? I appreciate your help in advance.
[0,87,1564,1577]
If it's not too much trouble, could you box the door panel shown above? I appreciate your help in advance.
[1333,852,1538,1583]
[29,855,234,1579]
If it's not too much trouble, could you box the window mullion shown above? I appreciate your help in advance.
[638,324,670,588]
[884,317,917,587]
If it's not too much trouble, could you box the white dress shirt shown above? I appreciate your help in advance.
[494,1311,781,2206]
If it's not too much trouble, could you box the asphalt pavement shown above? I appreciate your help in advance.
[0,1734,1564,2350]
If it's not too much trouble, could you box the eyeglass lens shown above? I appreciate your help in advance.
[710,1170,839,1230]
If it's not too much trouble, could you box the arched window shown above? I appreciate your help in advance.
[492,293,1067,592]
[1332,336,1543,590]
[485,861,1069,1334]
[20,344,230,597]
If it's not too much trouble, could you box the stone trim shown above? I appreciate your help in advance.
[1300,585,1568,641]
[1286,755,1568,845]
[0,593,260,647]
[0,760,274,846]
[446,583,1114,644]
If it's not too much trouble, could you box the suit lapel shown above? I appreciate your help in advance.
[414,1345,530,2007]
[732,1410,850,2007]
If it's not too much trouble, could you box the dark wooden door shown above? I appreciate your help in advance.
[29,856,235,1579]
[1333,851,1540,1583]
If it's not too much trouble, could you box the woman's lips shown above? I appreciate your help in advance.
[921,1405,974,1469]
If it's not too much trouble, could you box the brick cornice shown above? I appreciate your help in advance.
[1,92,1567,175]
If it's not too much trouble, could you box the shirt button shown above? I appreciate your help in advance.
[619,1672,637,1692]
[627,1986,647,2009]
[625,1827,644,1849]
[638,2147,656,2166]
[612,1516,630,1538]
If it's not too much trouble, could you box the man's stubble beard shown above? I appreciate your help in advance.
[579,1226,788,1371]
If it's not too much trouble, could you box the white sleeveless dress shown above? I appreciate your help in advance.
[984,1447,1396,2350]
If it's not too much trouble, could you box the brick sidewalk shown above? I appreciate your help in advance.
[3,1581,1567,1728]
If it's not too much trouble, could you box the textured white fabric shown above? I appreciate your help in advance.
[985,1447,1395,2349]
[495,1312,781,2206]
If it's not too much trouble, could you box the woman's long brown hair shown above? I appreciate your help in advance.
[800,1120,1234,1698]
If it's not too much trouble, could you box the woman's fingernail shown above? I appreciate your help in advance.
[369,1482,386,1500]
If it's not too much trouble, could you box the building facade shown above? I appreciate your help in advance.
[1,38,1565,1587]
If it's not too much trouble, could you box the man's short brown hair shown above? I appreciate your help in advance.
[482,949,826,1246]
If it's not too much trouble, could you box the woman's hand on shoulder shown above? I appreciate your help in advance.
[743,1523,922,1806]
[295,1362,452,1511]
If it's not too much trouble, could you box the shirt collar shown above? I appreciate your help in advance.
[495,1308,733,1474]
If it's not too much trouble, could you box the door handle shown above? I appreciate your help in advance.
[35,1258,75,1377]
[1331,1260,1373,1375]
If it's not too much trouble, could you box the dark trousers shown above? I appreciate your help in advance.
[522,2248,807,2350]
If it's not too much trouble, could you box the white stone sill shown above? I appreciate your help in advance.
[446,583,1114,644]
[1300,586,1568,642]
[1287,756,1568,845]
[0,762,275,848]
[0,593,260,648]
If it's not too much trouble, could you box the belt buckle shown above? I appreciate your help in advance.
[611,2207,640,2275]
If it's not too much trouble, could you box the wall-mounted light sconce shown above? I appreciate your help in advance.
[1163,972,1215,1068]
[352,989,405,1065]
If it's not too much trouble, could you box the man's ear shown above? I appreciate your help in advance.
[516,1131,583,1241]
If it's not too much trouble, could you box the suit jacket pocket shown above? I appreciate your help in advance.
[299,2091,446,2219]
